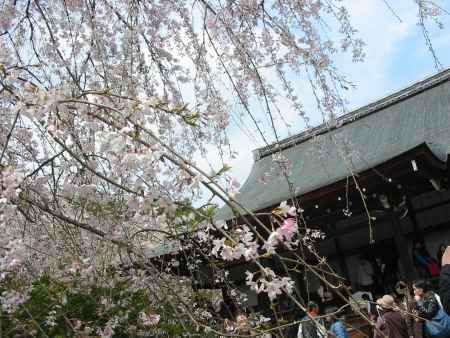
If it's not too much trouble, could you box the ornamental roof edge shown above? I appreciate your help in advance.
[254,68,450,161]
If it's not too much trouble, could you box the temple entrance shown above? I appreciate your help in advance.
[358,239,400,296]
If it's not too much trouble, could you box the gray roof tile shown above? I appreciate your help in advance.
[217,69,450,220]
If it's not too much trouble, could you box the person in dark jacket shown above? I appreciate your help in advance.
[439,245,450,315]
[374,295,409,338]
[413,280,440,320]
[297,301,326,338]
[393,281,410,311]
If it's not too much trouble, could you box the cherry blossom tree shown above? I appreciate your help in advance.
[0,0,445,336]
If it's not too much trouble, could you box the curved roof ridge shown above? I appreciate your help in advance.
[254,68,450,161]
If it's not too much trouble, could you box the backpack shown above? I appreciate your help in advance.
[424,295,450,338]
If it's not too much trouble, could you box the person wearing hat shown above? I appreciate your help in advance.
[374,295,409,338]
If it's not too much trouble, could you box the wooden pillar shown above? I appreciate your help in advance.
[334,237,349,280]
[406,196,421,237]
[390,211,416,282]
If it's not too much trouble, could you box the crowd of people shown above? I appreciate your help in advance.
[296,244,450,338]
[217,243,450,337]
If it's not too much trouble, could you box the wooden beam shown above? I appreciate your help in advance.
[334,237,349,280]
[406,196,421,237]
[232,143,446,226]
[390,211,416,282]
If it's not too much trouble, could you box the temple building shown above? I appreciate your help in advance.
[213,68,450,306]
[151,69,450,329]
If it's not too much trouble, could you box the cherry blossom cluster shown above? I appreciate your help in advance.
[0,289,30,314]
[0,0,443,335]
[211,225,259,261]
[0,166,23,203]
[0,239,27,282]
[245,268,295,301]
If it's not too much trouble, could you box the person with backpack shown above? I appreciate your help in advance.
[413,280,440,319]
[413,279,450,338]
[374,295,409,338]
[440,245,450,315]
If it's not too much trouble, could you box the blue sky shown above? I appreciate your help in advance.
[197,0,450,195]
[334,0,450,109]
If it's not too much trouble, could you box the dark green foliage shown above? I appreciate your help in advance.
[0,273,216,337]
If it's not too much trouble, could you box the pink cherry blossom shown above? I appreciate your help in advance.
[277,218,298,242]
[139,312,161,326]
[0,0,440,335]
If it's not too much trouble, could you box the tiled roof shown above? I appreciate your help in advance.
[217,69,450,220]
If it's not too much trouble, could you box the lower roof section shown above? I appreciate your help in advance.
[216,70,450,220]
